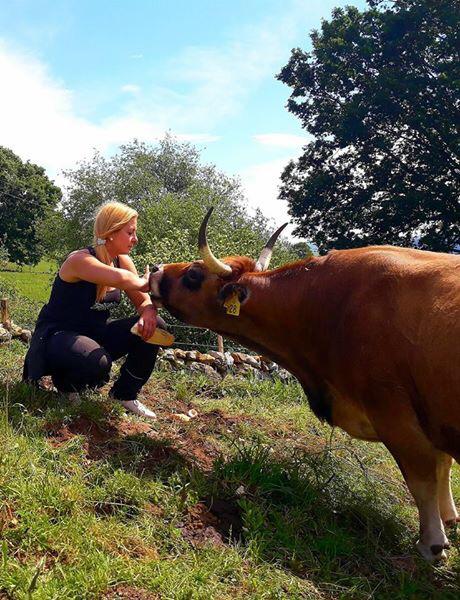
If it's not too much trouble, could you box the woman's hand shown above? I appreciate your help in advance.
[136,304,157,340]
[139,265,151,293]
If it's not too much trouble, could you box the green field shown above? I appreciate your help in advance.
[1,275,460,599]
[0,260,56,303]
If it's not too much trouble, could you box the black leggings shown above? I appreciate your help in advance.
[45,315,166,400]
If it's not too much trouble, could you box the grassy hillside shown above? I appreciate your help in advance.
[1,279,460,598]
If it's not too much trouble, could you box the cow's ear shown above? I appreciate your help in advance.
[218,282,250,305]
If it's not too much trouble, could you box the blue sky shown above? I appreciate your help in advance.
[0,0,367,239]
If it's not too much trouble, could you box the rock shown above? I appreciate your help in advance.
[158,360,174,371]
[234,363,252,374]
[171,413,191,422]
[170,358,185,370]
[162,349,175,361]
[260,361,274,372]
[185,350,198,361]
[174,349,188,360]
[196,352,215,365]
[223,352,234,368]
[231,352,247,364]
[189,362,221,381]
[243,355,260,368]
[20,329,32,344]
[208,351,226,368]
[0,326,12,343]
[277,368,293,382]
[7,321,23,337]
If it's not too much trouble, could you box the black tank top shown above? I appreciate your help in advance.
[35,247,122,336]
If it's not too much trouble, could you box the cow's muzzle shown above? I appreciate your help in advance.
[148,264,164,303]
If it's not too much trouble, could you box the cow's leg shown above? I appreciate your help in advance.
[367,399,450,562]
[381,438,450,561]
[437,452,459,527]
[407,475,449,561]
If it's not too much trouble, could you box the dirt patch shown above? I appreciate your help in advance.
[192,408,256,435]
[102,585,159,600]
[45,416,155,460]
[45,416,115,459]
[44,398,286,477]
[179,498,243,547]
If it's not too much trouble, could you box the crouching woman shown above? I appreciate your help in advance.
[23,201,164,419]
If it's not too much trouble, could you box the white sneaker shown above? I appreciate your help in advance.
[120,400,157,420]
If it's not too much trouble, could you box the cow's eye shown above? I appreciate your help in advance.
[182,268,204,290]
[187,269,201,280]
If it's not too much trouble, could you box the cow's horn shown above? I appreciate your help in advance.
[255,223,288,271]
[198,207,232,275]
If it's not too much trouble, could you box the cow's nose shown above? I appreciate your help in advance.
[149,265,164,299]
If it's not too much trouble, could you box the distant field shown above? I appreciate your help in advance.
[0,270,53,303]
[0,260,55,303]
[1,259,57,274]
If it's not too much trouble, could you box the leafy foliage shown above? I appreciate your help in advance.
[278,0,460,253]
[0,147,62,264]
[40,136,304,268]
[0,237,9,269]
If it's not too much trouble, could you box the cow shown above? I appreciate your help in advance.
[149,207,460,562]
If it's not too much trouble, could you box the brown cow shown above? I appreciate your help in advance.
[150,208,460,561]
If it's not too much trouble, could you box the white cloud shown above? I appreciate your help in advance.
[121,84,141,94]
[239,157,301,240]
[253,133,311,149]
[0,41,218,181]
[0,41,100,175]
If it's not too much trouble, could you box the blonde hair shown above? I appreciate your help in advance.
[93,201,138,301]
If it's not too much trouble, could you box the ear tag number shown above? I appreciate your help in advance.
[224,292,240,316]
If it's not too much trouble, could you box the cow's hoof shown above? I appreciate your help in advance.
[416,541,448,562]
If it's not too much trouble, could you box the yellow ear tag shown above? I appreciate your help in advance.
[224,291,241,316]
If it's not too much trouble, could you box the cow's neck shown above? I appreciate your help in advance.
[217,266,326,384]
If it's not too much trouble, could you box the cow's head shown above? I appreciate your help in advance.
[152,207,287,332]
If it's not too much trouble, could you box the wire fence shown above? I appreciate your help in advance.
[162,321,247,353]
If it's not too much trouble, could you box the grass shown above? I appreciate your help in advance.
[0,260,56,304]
[0,260,57,274]
[1,275,460,598]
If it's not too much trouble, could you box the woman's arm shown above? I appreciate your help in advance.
[60,251,149,292]
[118,254,158,340]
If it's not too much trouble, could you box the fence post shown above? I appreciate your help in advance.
[217,334,224,354]
[1,298,10,327]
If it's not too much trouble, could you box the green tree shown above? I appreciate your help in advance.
[278,0,460,253]
[0,147,62,264]
[43,136,301,268]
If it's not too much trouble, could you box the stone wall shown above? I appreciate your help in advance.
[157,348,293,382]
[0,319,293,383]
[0,321,31,344]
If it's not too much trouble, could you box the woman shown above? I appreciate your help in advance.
[23,201,163,419]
